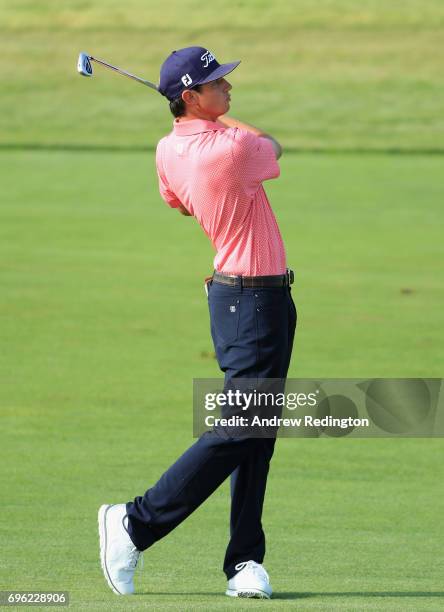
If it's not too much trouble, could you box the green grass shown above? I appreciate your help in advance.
[2,151,443,382]
[1,151,443,609]
[1,0,444,150]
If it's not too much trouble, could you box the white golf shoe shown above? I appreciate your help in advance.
[98,504,141,595]
[226,560,272,599]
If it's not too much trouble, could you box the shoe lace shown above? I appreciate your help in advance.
[234,560,269,582]
[122,514,143,572]
[127,546,143,570]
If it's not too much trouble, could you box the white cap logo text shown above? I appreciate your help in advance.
[201,50,215,68]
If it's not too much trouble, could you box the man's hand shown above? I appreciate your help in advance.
[176,203,192,216]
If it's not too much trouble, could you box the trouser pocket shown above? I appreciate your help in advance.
[209,295,241,347]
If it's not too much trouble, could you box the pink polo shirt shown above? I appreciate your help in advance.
[155,118,286,276]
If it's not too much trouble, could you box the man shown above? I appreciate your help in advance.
[98,46,296,599]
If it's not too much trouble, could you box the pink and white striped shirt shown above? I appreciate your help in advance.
[156,118,286,276]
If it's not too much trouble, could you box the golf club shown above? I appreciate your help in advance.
[77,52,159,92]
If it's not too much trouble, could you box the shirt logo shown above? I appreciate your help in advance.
[201,50,215,68]
[230,305,236,313]
[181,73,193,86]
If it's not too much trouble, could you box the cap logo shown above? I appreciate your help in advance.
[181,73,193,86]
[200,50,215,68]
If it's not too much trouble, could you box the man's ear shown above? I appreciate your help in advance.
[182,89,198,106]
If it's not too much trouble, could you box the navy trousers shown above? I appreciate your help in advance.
[126,280,297,579]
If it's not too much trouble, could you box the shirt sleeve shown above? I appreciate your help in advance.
[155,140,182,208]
[231,128,280,197]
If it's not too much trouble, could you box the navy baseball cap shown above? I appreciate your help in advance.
[158,46,240,101]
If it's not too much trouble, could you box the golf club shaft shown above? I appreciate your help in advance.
[90,56,158,91]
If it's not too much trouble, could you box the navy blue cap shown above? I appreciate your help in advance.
[158,46,240,101]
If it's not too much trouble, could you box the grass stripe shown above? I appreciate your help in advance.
[2,143,444,155]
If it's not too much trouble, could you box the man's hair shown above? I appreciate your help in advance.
[169,84,203,118]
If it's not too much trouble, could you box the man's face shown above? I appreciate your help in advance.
[185,77,232,119]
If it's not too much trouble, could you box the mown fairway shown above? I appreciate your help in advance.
[1,1,443,610]
[1,0,444,151]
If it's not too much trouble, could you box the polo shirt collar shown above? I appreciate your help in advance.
[173,118,224,136]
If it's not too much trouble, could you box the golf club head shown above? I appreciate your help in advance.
[77,52,93,77]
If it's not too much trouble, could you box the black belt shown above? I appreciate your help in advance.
[212,269,294,288]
